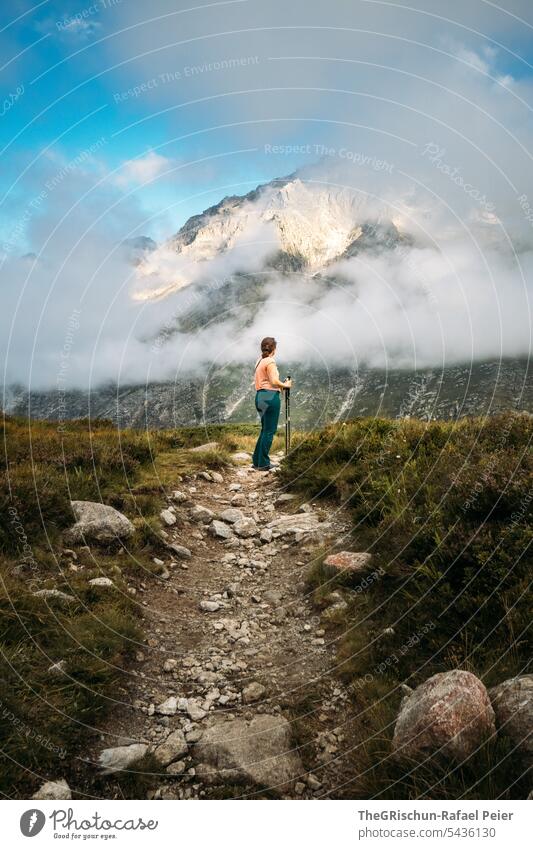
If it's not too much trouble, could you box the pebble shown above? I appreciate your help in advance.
[191,505,215,523]
[234,518,258,538]
[186,699,207,721]
[167,543,192,559]
[209,520,233,540]
[160,509,177,526]
[306,773,322,790]
[220,508,245,524]
[166,760,186,776]
[156,697,178,716]
[171,490,188,503]
[89,577,114,588]
[242,681,266,703]
[200,600,221,613]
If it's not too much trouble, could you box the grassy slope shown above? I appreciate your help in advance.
[279,413,532,799]
[1,413,530,799]
[0,416,262,797]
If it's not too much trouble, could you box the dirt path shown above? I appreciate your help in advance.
[79,451,361,800]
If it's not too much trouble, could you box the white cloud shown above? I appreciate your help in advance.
[3,1,533,392]
[114,152,171,188]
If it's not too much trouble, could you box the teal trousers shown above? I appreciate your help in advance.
[252,389,281,469]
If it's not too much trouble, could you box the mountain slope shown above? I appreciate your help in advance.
[134,174,407,300]
[9,360,531,429]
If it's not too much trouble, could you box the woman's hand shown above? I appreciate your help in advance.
[283,378,292,389]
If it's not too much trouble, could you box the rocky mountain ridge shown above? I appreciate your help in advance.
[134,173,408,300]
[7,359,531,429]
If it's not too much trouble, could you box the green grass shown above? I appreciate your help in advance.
[279,412,532,798]
[0,415,243,797]
[2,412,530,799]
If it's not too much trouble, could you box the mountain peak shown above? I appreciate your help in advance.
[133,171,403,300]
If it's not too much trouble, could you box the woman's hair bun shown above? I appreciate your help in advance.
[260,336,276,357]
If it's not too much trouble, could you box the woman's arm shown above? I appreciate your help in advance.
[267,362,291,390]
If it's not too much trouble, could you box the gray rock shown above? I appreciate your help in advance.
[98,743,149,775]
[242,682,266,704]
[32,778,71,800]
[489,675,533,766]
[211,472,224,484]
[260,528,273,544]
[306,773,322,790]
[171,490,188,503]
[156,697,179,716]
[89,577,114,588]
[200,600,221,613]
[220,508,245,524]
[65,501,134,544]
[234,518,258,538]
[194,714,303,792]
[191,505,215,523]
[209,520,233,540]
[392,670,495,762]
[167,542,192,559]
[324,551,372,573]
[231,451,251,462]
[189,442,219,452]
[34,589,76,604]
[160,508,177,527]
[186,699,207,721]
[153,730,188,766]
[267,514,329,536]
[166,760,186,775]
[275,493,296,504]
[163,659,178,672]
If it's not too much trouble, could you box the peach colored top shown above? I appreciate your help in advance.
[254,356,280,391]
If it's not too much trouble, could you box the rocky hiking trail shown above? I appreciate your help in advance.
[71,448,361,800]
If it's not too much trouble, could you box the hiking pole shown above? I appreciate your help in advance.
[284,374,291,456]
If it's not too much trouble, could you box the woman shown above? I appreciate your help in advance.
[252,337,292,471]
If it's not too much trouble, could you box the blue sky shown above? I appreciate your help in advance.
[2,1,533,391]
[3,0,533,251]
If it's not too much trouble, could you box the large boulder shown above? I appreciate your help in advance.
[65,501,134,544]
[489,675,533,766]
[194,714,303,793]
[392,670,495,763]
